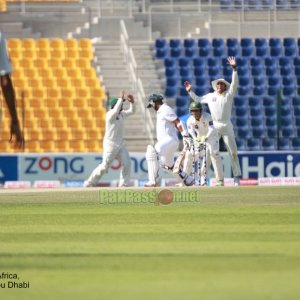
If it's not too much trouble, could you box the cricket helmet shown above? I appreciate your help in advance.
[189,101,202,112]
[146,93,164,108]
[109,98,119,109]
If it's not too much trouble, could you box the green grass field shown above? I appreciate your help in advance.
[0,186,300,300]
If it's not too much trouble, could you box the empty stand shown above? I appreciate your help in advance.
[0,38,106,153]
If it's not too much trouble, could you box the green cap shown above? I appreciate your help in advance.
[189,101,202,112]
[109,98,119,109]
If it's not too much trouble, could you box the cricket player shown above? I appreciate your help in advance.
[84,90,134,187]
[183,102,224,186]
[184,56,241,186]
[0,31,24,148]
[144,93,194,187]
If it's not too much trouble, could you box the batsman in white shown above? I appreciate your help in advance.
[84,90,134,187]
[184,56,241,186]
[183,102,224,186]
[144,94,194,187]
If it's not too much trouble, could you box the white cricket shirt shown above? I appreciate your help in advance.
[186,112,217,140]
[189,71,238,123]
[0,32,12,76]
[104,98,133,147]
[156,103,178,142]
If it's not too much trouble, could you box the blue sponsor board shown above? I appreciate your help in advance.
[239,152,300,179]
[0,155,18,183]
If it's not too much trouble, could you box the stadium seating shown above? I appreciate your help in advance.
[0,38,105,153]
[155,37,300,150]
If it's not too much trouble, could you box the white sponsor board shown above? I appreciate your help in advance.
[19,152,232,183]
[258,177,300,186]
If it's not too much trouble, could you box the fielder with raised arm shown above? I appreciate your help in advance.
[184,56,241,186]
[183,102,224,186]
[144,94,194,187]
[84,90,134,187]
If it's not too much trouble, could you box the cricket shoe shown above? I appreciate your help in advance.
[144,177,161,187]
[83,180,96,188]
[216,180,224,187]
[234,176,240,186]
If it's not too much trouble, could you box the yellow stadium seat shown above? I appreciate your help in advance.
[56,129,70,140]
[43,78,56,88]
[79,38,92,51]
[33,107,48,118]
[67,68,81,78]
[75,87,90,98]
[43,130,57,141]
[62,58,76,69]
[48,58,61,68]
[33,58,48,69]
[56,78,71,88]
[23,68,39,78]
[66,118,81,128]
[88,98,105,108]
[76,58,90,69]
[85,140,102,152]
[36,49,51,59]
[38,67,52,78]
[64,38,78,50]
[41,140,55,152]
[90,87,105,98]
[32,88,46,99]
[28,78,42,89]
[55,140,71,152]
[50,49,65,59]
[77,107,91,118]
[69,140,85,152]
[27,130,41,141]
[19,58,33,68]
[61,88,75,99]
[73,98,87,108]
[22,49,37,60]
[91,108,105,119]
[46,88,61,99]
[78,49,93,61]
[46,98,59,109]
[48,108,61,119]
[9,49,22,60]
[85,78,100,88]
[82,68,97,78]
[39,119,51,130]
[11,68,24,79]
[23,109,35,120]
[24,118,37,129]
[62,108,77,119]
[65,48,78,59]
[71,130,85,140]
[86,130,101,140]
[36,38,50,50]
[52,67,67,78]
[50,38,64,50]
[25,141,40,153]
[22,38,36,50]
[28,98,42,108]
[13,78,27,89]
[7,38,22,50]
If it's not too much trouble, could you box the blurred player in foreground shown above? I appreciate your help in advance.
[184,56,241,186]
[84,90,134,187]
[183,102,224,186]
[0,31,24,148]
[144,93,194,187]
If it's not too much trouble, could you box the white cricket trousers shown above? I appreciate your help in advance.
[155,137,179,168]
[214,121,241,177]
[86,145,131,186]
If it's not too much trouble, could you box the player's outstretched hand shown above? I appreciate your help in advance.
[184,81,192,92]
[127,94,134,103]
[227,56,237,68]
[10,121,25,149]
[119,90,125,100]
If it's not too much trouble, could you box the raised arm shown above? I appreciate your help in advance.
[227,56,238,96]
[122,94,135,117]
[184,81,207,103]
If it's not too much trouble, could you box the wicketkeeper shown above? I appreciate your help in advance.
[184,56,241,186]
[144,93,194,187]
[182,102,224,186]
[84,90,134,187]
